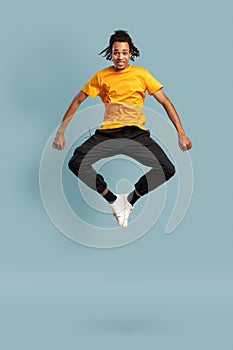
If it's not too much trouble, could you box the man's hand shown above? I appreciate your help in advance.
[178,134,192,152]
[153,90,192,152]
[52,91,88,151]
[52,132,66,150]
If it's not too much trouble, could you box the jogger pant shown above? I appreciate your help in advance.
[68,126,175,196]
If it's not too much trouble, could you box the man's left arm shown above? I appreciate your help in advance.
[152,89,192,151]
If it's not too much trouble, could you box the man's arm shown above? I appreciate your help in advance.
[152,89,192,151]
[52,91,88,150]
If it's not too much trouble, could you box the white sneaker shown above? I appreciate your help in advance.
[122,194,133,227]
[110,194,133,227]
[109,194,125,227]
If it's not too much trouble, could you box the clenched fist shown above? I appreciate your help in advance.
[52,132,66,150]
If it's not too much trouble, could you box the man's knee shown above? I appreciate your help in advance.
[68,153,82,175]
[166,163,176,180]
[68,146,92,177]
[68,157,77,174]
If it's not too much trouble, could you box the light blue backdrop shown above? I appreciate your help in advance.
[1,0,232,349]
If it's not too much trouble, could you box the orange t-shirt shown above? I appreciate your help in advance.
[81,65,163,130]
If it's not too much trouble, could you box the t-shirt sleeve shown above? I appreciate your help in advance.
[145,69,163,95]
[81,72,100,98]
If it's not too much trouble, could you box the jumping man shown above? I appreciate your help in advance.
[52,30,192,227]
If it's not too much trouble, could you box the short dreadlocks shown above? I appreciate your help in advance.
[99,30,140,61]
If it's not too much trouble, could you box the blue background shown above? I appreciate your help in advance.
[1,0,232,349]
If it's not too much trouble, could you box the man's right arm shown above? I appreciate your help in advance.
[52,91,88,150]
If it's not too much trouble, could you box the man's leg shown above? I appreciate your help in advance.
[68,130,132,227]
[133,141,175,197]
[101,187,116,203]
[68,131,115,198]
[120,128,175,202]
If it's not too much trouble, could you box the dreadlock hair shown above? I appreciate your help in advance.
[99,30,140,61]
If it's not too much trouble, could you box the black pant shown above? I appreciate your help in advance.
[68,126,175,196]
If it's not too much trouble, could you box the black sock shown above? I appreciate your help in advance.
[127,190,141,206]
[103,190,117,203]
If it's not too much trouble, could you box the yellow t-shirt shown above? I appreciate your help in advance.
[81,65,163,130]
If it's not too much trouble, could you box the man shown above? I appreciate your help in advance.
[52,30,192,228]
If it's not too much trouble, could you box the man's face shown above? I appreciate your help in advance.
[111,42,132,70]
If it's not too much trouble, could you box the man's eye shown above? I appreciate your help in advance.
[114,52,129,55]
